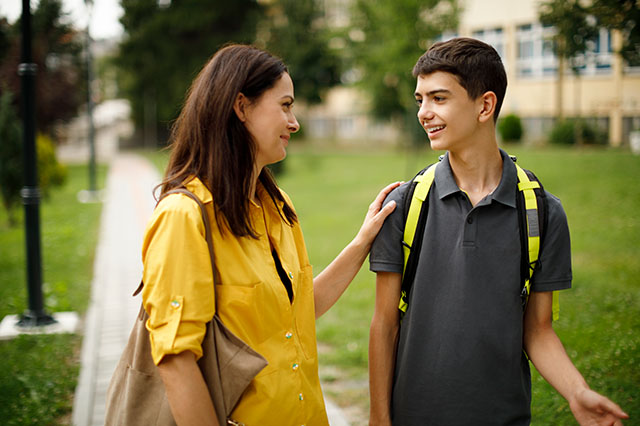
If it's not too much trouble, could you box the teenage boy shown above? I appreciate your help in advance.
[368,38,628,425]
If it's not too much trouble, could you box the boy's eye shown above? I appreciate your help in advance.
[415,99,422,107]
[434,96,444,102]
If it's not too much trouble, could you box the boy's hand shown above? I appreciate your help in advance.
[569,388,629,425]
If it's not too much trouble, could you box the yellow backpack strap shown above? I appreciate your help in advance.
[399,163,438,314]
[515,163,559,321]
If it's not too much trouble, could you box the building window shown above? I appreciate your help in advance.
[516,23,557,78]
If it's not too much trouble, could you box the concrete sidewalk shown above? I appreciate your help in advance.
[71,153,350,426]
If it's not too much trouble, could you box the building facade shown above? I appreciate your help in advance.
[456,0,640,146]
[302,0,640,147]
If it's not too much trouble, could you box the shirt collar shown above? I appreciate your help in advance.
[183,176,213,204]
[433,152,460,200]
[183,176,286,212]
[491,149,518,208]
[433,149,517,208]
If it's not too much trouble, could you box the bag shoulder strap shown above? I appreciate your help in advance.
[399,162,438,316]
[514,164,558,320]
[133,188,216,298]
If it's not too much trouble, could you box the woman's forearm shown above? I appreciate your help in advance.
[313,235,369,318]
[157,351,219,426]
[312,182,400,318]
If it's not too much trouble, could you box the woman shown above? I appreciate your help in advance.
[142,44,398,426]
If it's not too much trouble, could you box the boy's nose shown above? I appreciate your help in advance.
[417,106,434,124]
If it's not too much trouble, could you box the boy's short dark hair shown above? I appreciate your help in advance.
[413,37,507,121]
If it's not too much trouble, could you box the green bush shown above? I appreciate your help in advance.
[548,119,608,145]
[498,114,524,142]
[0,90,67,225]
[37,133,67,197]
[0,91,23,225]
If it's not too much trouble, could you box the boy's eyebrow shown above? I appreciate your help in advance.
[414,89,452,97]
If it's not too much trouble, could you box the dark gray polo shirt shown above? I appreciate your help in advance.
[369,151,572,426]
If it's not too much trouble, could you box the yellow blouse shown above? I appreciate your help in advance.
[141,177,329,426]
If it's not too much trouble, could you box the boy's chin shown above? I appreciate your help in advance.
[428,138,448,151]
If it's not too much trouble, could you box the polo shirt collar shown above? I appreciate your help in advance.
[491,149,518,208]
[433,152,460,200]
[433,149,517,208]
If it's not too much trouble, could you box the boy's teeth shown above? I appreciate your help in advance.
[429,125,445,132]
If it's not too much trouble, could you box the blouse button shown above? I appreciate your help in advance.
[285,332,293,339]
[170,300,180,308]
[292,363,299,371]
[298,393,304,401]
[288,271,293,279]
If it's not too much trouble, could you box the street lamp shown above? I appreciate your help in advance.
[77,0,101,203]
[17,0,55,327]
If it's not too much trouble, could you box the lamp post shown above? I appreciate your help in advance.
[77,0,100,203]
[17,0,55,327]
[86,0,97,193]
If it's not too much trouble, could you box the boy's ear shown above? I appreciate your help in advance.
[478,91,497,123]
[233,92,249,122]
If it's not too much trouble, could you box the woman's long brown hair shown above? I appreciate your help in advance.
[159,44,297,238]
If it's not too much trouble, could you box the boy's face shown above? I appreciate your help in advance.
[414,71,483,152]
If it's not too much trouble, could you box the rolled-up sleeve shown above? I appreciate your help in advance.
[141,194,214,365]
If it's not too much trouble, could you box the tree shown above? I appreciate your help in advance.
[591,0,640,66]
[539,0,598,144]
[349,0,460,144]
[0,91,66,226]
[259,0,341,104]
[0,90,22,226]
[117,0,262,145]
[0,0,84,134]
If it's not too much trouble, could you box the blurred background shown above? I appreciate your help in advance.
[0,0,638,425]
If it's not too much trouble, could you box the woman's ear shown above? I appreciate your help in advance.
[478,91,497,123]
[233,92,249,122]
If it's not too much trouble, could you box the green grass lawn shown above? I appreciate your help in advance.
[0,164,106,425]
[146,144,639,423]
[276,144,639,424]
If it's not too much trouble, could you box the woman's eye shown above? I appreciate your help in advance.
[415,99,422,107]
[434,96,444,102]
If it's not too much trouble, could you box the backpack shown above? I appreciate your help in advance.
[399,155,560,321]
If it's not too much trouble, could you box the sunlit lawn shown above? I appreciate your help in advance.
[0,164,106,425]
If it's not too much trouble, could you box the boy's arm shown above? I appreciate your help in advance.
[523,291,629,425]
[369,271,402,426]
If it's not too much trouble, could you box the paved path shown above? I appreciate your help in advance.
[71,153,350,426]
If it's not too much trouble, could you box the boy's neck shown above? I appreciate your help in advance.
[447,138,502,207]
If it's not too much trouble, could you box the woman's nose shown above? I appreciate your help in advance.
[288,113,300,133]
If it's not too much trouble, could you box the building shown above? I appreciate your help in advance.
[303,0,640,147]
[456,0,640,146]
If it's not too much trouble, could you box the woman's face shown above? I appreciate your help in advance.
[240,72,300,171]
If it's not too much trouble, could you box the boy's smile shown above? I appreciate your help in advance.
[414,71,483,152]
